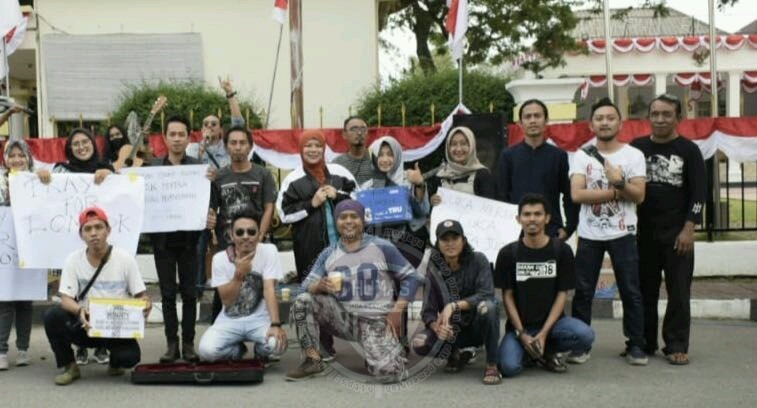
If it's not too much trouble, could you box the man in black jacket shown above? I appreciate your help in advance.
[411,220,501,385]
[150,116,213,363]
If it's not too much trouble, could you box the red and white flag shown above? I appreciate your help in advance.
[272,0,288,25]
[445,0,468,61]
[0,0,23,39]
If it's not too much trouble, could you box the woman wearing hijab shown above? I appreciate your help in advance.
[276,130,357,283]
[103,125,131,164]
[364,136,429,264]
[427,126,496,205]
[0,139,41,370]
[35,128,114,366]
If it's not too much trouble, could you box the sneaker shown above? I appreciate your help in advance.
[541,355,568,373]
[75,348,89,366]
[54,364,81,386]
[16,350,31,366]
[321,346,336,363]
[0,354,8,370]
[460,346,478,364]
[625,347,649,366]
[93,347,109,364]
[285,358,326,381]
[107,366,125,376]
[566,351,591,364]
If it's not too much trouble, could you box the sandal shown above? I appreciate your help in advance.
[667,352,690,365]
[445,349,473,373]
[483,366,502,385]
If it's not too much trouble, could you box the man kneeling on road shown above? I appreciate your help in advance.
[198,210,287,361]
[411,219,501,385]
[286,200,420,383]
[44,207,151,385]
[495,194,595,377]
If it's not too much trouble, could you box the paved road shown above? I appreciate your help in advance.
[1,319,755,408]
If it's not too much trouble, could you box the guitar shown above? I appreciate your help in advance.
[113,95,167,170]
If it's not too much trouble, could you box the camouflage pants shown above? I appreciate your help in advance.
[291,293,406,380]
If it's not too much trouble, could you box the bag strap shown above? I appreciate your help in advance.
[76,245,113,302]
[582,145,606,166]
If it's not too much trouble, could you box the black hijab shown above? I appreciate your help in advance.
[104,125,130,163]
[58,128,114,173]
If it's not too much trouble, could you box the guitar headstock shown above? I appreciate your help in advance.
[150,95,168,115]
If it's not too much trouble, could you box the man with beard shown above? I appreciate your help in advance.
[197,211,287,361]
[285,200,420,383]
[494,99,578,240]
[631,94,706,365]
[495,194,594,377]
[569,98,648,366]
[332,116,374,187]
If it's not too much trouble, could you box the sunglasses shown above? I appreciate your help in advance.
[234,228,258,237]
[347,126,367,134]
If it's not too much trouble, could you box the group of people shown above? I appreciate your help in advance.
[0,88,705,387]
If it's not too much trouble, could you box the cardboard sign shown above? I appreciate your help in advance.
[357,186,413,225]
[9,172,144,269]
[0,207,47,301]
[430,188,520,263]
[120,165,210,233]
[88,298,147,339]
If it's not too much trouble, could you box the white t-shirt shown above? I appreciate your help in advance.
[569,144,646,241]
[59,247,146,304]
[212,243,283,323]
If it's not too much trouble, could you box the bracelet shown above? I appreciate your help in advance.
[270,322,282,328]
[226,91,238,99]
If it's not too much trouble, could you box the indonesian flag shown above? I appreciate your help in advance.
[0,0,24,78]
[446,0,468,61]
[272,0,288,25]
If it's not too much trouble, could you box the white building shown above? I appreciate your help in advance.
[5,0,382,138]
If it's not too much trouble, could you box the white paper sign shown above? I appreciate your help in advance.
[430,188,520,262]
[120,165,210,233]
[0,207,47,301]
[88,298,146,339]
[9,172,144,269]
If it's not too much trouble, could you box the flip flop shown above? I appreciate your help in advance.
[667,352,690,365]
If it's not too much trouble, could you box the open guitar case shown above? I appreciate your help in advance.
[131,359,264,385]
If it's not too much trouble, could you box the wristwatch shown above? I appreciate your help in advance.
[226,91,238,99]
[514,328,523,338]
[612,179,626,189]
[270,322,282,328]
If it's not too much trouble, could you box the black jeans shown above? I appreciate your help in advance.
[154,245,197,343]
[43,306,140,368]
[412,300,500,365]
[638,235,694,354]
[572,234,646,350]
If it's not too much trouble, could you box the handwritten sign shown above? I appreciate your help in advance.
[88,298,147,339]
[9,172,144,269]
[430,188,520,263]
[0,207,47,301]
[121,165,210,233]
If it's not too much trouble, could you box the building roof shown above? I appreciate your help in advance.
[737,19,757,34]
[572,7,729,39]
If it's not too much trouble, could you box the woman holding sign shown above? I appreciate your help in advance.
[0,139,39,370]
[427,126,496,205]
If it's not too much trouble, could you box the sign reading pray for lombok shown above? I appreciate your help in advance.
[120,165,210,233]
[430,188,520,263]
[8,172,144,269]
[87,298,147,339]
[0,207,47,301]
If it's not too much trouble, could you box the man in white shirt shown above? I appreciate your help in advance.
[569,98,648,366]
[43,207,151,385]
[197,211,287,362]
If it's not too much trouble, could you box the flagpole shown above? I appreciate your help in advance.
[265,24,284,129]
[602,0,614,102]
[2,40,9,98]
[708,0,718,118]
[458,54,463,106]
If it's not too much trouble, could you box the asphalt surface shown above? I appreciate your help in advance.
[0,319,755,408]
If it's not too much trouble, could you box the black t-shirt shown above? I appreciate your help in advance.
[631,136,706,242]
[213,164,277,245]
[494,239,574,329]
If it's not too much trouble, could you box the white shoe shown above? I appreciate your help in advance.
[566,351,591,364]
[16,350,31,366]
[0,354,8,370]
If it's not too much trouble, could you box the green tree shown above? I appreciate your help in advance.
[110,80,262,134]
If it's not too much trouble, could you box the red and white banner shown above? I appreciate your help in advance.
[0,0,22,39]
[446,0,468,61]
[272,0,288,25]
[584,35,757,54]
[580,74,653,99]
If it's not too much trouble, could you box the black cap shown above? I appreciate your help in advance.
[436,219,464,239]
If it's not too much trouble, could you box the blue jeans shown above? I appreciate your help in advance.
[498,316,594,377]
[197,313,283,362]
[572,234,646,350]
